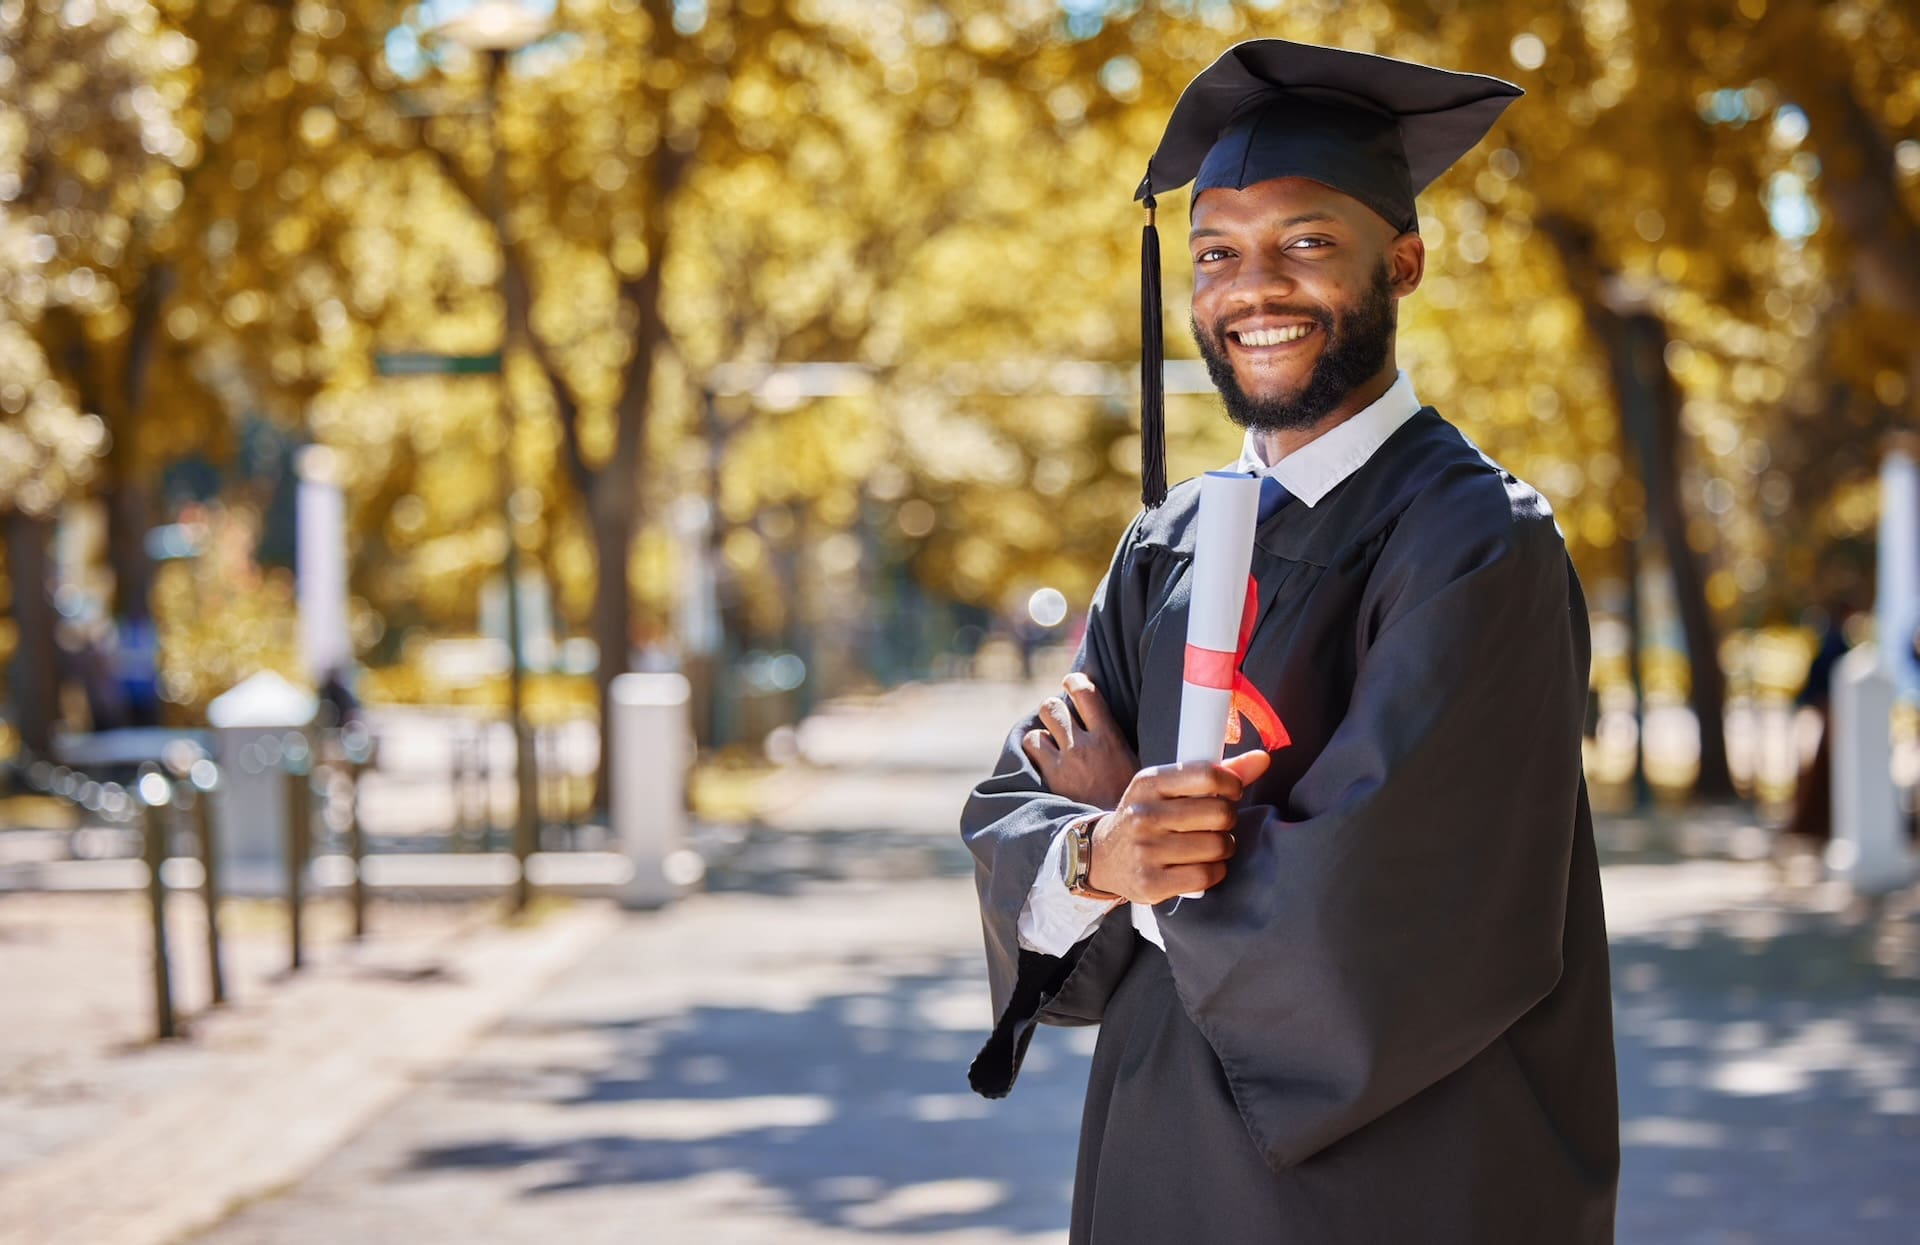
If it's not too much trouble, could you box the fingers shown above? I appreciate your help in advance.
[1220,749,1272,785]
[1120,795,1238,834]
[1145,829,1236,866]
[1133,751,1273,801]
[1135,759,1247,801]
[1037,696,1075,748]
[1021,728,1059,771]
[1062,672,1117,734]
[1160,861,1228,898]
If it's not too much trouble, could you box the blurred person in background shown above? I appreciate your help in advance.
[1784,599,1855,844]
[316,664,362,732]
[963,39,1617,1244]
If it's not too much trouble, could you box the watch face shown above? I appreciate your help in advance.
[1062,829,1084,887]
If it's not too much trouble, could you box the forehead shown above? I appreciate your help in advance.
[1190,176,1386,233]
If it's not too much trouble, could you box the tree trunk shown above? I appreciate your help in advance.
[1615,308,1736,801]
[65,262,171,627]
[587,480,633,812]
[5,509,58,759]
[426,108,690,816]
[1542,216,1737,802]
[1620,532,1653,811]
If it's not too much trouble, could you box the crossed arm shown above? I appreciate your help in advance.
[1021,672,1265,906]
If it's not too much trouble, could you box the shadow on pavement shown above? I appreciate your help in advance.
[406,953,1092,1236]
[1611,901,1920,1243]
[694,822,977,896]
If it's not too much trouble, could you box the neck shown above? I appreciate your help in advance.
[1252,361,1398,465]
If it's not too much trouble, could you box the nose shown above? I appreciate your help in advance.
[1222,245,1298,310]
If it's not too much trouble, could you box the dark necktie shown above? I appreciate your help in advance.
[1256,473,1293,523]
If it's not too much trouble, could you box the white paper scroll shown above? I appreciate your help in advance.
[1173,471,1262,898]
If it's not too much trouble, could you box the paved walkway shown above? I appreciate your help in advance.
[10,678,1920,1243]
[0,894,616,1245]
[194,879,1077,1245]
[188,866,1920,1245]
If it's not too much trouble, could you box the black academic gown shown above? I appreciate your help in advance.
[961,409,1619,1244]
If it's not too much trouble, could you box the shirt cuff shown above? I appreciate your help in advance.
[1015,813,1122,957]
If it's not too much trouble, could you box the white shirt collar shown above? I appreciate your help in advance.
[1229,370,1422,508]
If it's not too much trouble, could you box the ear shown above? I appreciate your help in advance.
[1387,230,1425,298]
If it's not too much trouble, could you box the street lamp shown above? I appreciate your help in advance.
[434,0,550,913]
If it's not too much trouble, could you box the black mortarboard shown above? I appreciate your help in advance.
[1131,39,1522,507]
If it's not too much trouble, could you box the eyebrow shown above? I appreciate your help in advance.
[1189,211,1337,241]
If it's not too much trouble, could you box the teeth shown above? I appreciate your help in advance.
[1235,324,1313,347]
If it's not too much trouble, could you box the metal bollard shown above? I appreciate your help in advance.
[341,722,373,941]
[451,728,474,843]
[138,771,177,1040]
[474,724,495,845]
[512,718,536,914]
[189,761,227,1005]
[284,737,313,971]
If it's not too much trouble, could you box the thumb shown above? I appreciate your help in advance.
[1219,749,1272,787]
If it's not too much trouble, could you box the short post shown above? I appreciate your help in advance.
[449,727,469,843]
[342,723,373,940]
[284,737,313,971]
[536,723,563,848]
[1830,644,1913,894]
[475,724,494,844]
[512,716,536,913]
[190,763,227,1005]
[610,672,696,909]
[138,772,177,1040]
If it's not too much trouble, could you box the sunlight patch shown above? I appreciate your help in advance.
[910,1093,991,1123]
[596,1094,833,1141]
[1619,1116,1728,1149]
[842,1178,1006,1229]
[1710,1058,1808,1097]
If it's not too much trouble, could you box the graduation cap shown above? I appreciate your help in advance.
[1132,39,1522,507]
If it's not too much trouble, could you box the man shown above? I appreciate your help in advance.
[960,39,1619,1243]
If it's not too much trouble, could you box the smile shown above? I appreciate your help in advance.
[1230,324,1316,347]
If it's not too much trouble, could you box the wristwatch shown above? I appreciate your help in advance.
[1062,816,1118,900]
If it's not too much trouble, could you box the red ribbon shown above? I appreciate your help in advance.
[1182,574,1291,752]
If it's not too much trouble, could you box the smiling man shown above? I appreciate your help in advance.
[961,39,1619,1244]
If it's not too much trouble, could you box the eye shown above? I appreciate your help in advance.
[1195,247,1234,263]
[1288,237,1332,251]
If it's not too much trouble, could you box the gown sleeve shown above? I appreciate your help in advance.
[1158,475,1592,1169]
[962,514,1148,1098]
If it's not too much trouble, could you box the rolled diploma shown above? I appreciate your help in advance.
[1173,471,1262,898]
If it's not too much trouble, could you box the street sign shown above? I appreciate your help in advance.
[374,351,502,376]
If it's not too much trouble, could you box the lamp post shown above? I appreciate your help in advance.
[435,1,549,912]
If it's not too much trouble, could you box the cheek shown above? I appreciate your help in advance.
[1189,275,1227,321]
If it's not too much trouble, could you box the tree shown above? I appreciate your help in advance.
[4,0,406,721]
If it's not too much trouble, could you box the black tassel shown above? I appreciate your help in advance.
[1139,191,1167,509]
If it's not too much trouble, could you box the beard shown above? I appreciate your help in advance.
[1191,260,1397,434]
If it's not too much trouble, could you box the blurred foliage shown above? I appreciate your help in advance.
[3,0,1919,721]
[148,501,300,709]
[1,0,395,488]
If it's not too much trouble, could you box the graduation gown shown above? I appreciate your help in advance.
[961,408,1619,1243]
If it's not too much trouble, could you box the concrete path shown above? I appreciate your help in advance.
[194,879,1084,1245]
[15,677,1920,1243]
[187,859,1920,1245]
[0,896,617,1245]
[1607,867,1920,1243]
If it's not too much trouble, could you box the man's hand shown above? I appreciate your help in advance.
[1087,752,1272,905]
[1022,672,1139,809]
